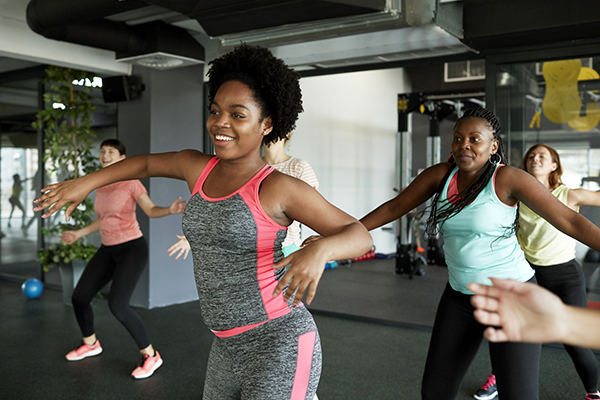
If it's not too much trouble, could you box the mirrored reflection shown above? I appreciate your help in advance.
[496,56,600,300]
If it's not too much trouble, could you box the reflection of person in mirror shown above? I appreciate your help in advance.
[8,174,28,228]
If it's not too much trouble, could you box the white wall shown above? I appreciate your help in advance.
[289,68,411,254]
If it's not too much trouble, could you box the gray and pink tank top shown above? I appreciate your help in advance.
[182,156,292,337]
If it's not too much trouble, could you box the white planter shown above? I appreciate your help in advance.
[58,260,87,306]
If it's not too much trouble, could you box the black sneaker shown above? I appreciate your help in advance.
[474,374,498,400]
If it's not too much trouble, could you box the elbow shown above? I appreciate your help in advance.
[357,223,374,252]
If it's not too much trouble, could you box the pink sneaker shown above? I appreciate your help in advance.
[131,351,163,379]
[65,340,103,361]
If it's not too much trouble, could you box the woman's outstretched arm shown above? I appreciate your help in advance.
[34,150,205,220]
[469,278,600,349]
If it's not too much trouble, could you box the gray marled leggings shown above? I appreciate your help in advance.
[203,306,321,400]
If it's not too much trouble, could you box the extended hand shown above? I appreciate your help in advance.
[468,278,567,343]
[169,197,187,214]
[33,178,90,220]
[61,230,80,244]
[168,235,191,260]
[271,244,326,307]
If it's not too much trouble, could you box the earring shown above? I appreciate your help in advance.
[489,153,502,166]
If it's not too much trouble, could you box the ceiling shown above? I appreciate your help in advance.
[2,0,600,140]
[0,0,473,138]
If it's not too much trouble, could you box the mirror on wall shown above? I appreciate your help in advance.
[495,56,600,300]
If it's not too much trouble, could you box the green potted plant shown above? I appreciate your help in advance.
[33,66,100,303]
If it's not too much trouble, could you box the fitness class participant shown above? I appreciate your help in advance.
[167,132,319,260]
[35,44,372,399]
[474,144,600,400]
[359,108,600,400]
[60,139,186,379]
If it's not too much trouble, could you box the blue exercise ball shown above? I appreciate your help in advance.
[22,278,43,299]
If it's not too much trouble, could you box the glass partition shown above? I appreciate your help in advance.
[495,55,600,300]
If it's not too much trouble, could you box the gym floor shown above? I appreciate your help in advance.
[1,258,597,399]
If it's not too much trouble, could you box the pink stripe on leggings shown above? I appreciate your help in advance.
[290,330,317,400]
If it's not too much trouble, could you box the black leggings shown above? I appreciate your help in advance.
[532,259,598,393]
[421,280,541,400]
[71,237,150,349]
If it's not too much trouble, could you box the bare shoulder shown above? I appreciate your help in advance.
[264,169,311,192]
[178,149,212,163]
[495,165,528,184]
[430,162,455,177]
[170,149,213,189]
[417,162,455,187]
[259,169,317,226]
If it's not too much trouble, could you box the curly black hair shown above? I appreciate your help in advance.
[206,44,303,146]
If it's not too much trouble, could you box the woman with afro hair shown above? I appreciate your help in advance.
[33,44,372,399]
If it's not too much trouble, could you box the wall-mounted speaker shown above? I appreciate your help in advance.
[102,75,145,103]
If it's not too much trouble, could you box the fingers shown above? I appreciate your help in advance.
[168,245,184,259]
[33,187,67,219]
[174,249,183,260]
[483,326,508,342]
[168,236,190,260]
[488,277,520,291]
[301,235,322,247]
[272,255,290,270]
[470,293,499,312]
[272,273,290,299]
[304,281,318,306]
[273,274,309,308]
[473,308,501,327]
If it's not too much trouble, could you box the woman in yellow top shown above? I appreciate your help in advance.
[476,143,600,400]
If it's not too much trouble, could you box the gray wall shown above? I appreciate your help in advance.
[118,65,204,309]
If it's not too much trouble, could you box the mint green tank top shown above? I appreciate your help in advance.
[439,165,534,294]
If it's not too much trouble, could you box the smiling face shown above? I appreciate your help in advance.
[525,145,557,179]
[99,145,126,168]
[207,80,272,162]
[451,117,499,174]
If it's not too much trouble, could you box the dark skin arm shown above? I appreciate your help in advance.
[34,151,372,306]
[260,171,373,305]
[34,150,208,219]
[360,162,453,230]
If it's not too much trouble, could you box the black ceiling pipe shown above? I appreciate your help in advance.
[145,0,387,37]
[26,0,204,62]
[462,0,600,51]
[26,0,148,37]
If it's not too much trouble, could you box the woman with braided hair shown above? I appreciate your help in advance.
[360,107,600,400]
[33,44,372,399]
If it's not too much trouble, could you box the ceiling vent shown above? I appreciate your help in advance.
[117,52,203,70]
[26,1,205,70]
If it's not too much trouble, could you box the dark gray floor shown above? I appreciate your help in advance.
[1,259,598,399]
[309,258,447,327]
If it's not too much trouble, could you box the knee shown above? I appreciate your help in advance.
[71,290,89,309]
[108,299,130,320]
